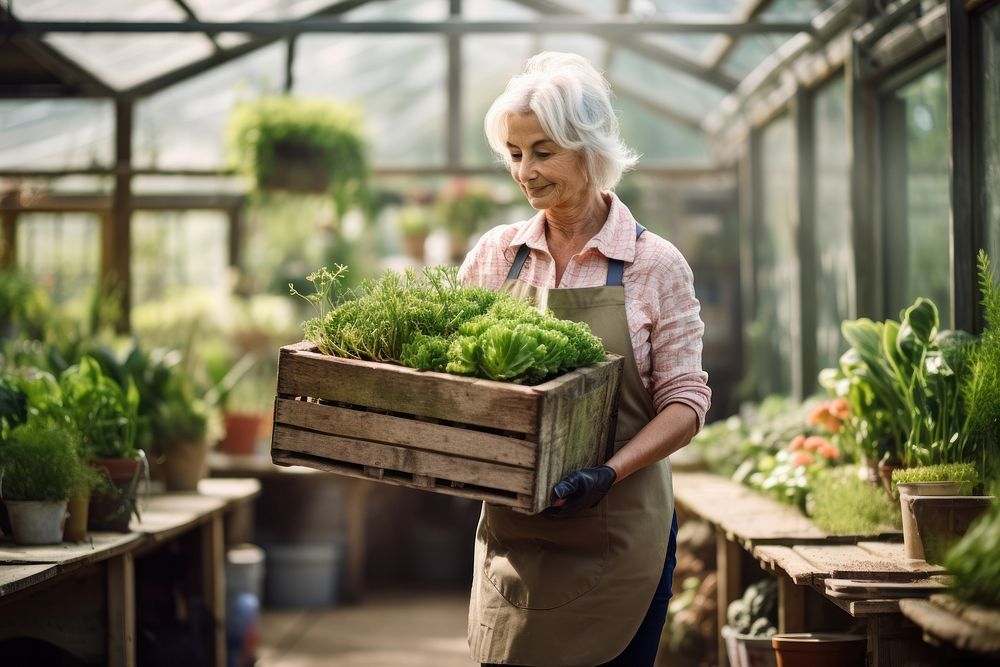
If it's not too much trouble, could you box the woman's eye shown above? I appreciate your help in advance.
[510,153,522,162]
[535,152,551,159]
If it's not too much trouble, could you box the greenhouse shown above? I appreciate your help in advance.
[0,0,998,665]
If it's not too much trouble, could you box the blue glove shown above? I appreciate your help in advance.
[545,465,617,517]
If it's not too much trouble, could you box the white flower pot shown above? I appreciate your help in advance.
[6,499,68,545]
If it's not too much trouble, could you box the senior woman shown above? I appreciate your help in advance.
[459,52,711,667]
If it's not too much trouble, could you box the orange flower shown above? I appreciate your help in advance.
[824,415,842,433]
[818,443,841,460]
[830,398,851,420]
[788,435,807,451]
[791,451,815,467]
[808,405,829,426]
[804,435,828,451]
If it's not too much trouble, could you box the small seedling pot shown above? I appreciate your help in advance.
[771,633,865,667]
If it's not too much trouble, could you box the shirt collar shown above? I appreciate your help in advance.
[505,192,638,262]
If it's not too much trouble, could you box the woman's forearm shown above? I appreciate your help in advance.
[605,403,699,483]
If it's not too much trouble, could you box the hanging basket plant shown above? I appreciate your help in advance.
[227,96,370,211]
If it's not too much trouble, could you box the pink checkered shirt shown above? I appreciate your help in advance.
[459,193,711,430]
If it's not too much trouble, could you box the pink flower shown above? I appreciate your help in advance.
[791,452,815,467]
[804,436,828,452]
[788,435,806,452]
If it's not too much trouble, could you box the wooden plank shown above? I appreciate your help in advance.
[856,541,948,575]
[792,545,923,582]
[201,517,225,667]
[928,594,1000,637]
[754,545,826,585]
[899,597,1000,657]
[0,563,57,597]
[825,578,949,598]
[716,527,742,667]
[196,478,262,502]
[276,344,541,433]
[272,425,535,495]
[272,449,527,510]
[777,573,806,632]
[107,552,135,667]
[274,397,537,468]
[0,532,142,565]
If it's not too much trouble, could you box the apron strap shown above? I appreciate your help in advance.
[506,221,648,284]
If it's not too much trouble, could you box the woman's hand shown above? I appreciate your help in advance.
[544,465,617,517]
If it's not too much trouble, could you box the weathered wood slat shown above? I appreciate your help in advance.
[899,596,1000,657]
[0,564,57,597]
[274,397,537,468]
[753,545,826,585]
[276,344,542,433]
[791,545,925,582]
[273,449,524,508]
[855,541,947,575]
[273,425,535,495]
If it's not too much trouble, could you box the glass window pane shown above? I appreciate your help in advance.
[616,96,711,165]
[643,35,716,61]
[131,211,229,309]
[649,0,740,16]
[761,0,836,20]
[723,35,794,79]
[463,0,539,19]
[17,213,101,307]
[187,0,350,20]
[134,43,284,170]
[887,65,951,324]
[293,35,446,167]
[758,114,796,395]
[813,76,852,370]
[0,100,113,169]
[983,6,1000,274]
[609,50,726,117]
[343,0,447,20]
[11,0,184,21]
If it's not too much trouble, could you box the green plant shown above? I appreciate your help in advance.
[436,179,496,240]
[60,356,139,460]
[0,374,28,439]
[153,376,211,447]
[726,578,777,637]
[962,250,1000,482]
[0,416,86,501]
[809,466,899,535]
[292,265,607,385]
[0,269,51,339]
[891,462,979,495]
[945,485,1000,608]
[397,205,434,236]
[227,96,369,214]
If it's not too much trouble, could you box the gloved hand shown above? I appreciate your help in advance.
[545,465,617,517]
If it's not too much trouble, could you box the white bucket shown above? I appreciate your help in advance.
[6,499,68,545]
[263,540,343,608]
[226,543,266,601]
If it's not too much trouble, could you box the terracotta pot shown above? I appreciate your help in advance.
[904,493,994,564]
[879,462,902,502]
[88,456,145,533]
[63,492,90,542]
[262,142,331,193]
[220,411,267,456]
[163,440,208,492]
[771,633,865,667]
[898,482,963,561]
[402,232,429,261]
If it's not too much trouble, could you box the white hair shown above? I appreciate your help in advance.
[484,52,639,191]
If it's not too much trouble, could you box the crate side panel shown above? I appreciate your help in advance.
[274,398,537,468]
[272,424,534,495]
[272,449,529,510]
[277,349,539,433]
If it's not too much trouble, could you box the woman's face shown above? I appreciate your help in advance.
[504,112,591,210]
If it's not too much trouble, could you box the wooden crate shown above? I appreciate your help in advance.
[270,341,624,514]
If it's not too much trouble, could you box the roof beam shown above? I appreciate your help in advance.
[169,0,222,52]
[704,0,777,70]
[5,18,817,37]
[612,80,705,131]
[124,0,377,98]
[507,0,740,90]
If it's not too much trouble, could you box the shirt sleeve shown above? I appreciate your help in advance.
[648,249,712,431]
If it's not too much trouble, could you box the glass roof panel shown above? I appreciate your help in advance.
[43,33,216,90]
[343,0,447,20]
[616,96,710,164]
[648,0,742,17]
[293,35,447,167]
[463,0,541,20]
[185,0,341,20]
[642,35,716,61]
[134,43,285,170]
[11,0,185,21]
[761,0,837,20]
[0,100,113,169]
[215,33,254,49]
[609,50,725,116]
[722,34,793,79]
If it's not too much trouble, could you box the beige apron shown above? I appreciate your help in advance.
[468,227,676,666]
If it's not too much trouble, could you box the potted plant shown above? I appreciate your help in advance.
[227,96,369,211]
[436,179,496,262]
[893,463,991,563]
[204,349,262,456]
[0,269,50,341]
[153,373,214,492]
[722,578,778,667]
[0,415,86,545]
[60,356,143,532]
[397,205,434,262]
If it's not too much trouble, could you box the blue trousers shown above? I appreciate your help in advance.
[483,511,680,667]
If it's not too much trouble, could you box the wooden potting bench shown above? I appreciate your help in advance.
[0,478,260,667]
[672,471,955,667]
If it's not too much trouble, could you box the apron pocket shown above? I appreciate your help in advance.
[483,501,610,610]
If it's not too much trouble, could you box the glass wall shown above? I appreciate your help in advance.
[883,65,951,324]
[17,213,101,306]
[983,5,1000,275]
[757,114,797,395]
[813,77,852,369]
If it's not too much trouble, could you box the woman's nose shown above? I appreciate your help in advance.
[515,156,536,182]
